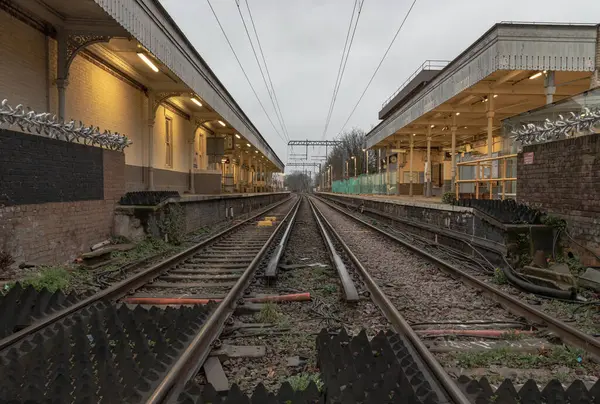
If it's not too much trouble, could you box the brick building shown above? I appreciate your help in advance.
[0,0,285,263]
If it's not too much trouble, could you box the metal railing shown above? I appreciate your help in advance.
[381,60,450,108]
[455,154,518,200]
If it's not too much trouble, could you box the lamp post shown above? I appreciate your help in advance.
[363,148,368,175]
[345,160,349,179]
[351,156,357,177]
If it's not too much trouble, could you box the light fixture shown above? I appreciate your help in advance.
[246,143,251,147]
[430,125,435,128]
[255,150,259,153]
[137,53,159,72]
[413,133,416,136]
[191,97,203,107]
[218,120,226,127]
[455,112,460,116]
[529,72,543,80]
[351,156,355,159]
[493,94,498,98]
[463,126,468,129]
[235,134,241,139]
[362,148,366,152]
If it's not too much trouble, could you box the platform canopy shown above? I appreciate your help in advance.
[13,0,284,172]
[366,22,598,153]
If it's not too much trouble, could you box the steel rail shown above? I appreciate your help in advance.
[264,195,302,280]
[314,195,600,360]
[309,196,469,404]
[147,196,302,404]
[0,196,293,353]
[307,196,359,302]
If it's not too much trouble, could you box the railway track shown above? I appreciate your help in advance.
[1,192,598,403]
[308,195,600,387]
[0,195,301,403]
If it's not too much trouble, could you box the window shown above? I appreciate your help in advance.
[165,117,173,167]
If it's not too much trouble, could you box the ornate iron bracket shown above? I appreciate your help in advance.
[66,34,112,72]
[511,107,600,146]
[0,99,131,151]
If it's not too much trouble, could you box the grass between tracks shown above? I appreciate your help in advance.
[451,345,587,369]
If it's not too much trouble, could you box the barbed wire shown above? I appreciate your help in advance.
[511,107,600,146]
[0,99,131,151]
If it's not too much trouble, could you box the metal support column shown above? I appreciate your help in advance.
[545,71,556,104]
[409,137,414,197]
[189,128,195,194]
[147,92,156,191]
[385,146,390,195]
[486,93,495,158]
[395,140,401,195]
[426,127,432,197]
[451,115,457,191]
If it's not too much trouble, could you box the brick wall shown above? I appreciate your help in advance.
[0,129,104,205]
[0,10,48,112]
[517,134,600,265]
[0,147,125,264]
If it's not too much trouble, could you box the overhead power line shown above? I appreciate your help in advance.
[234,0,289,141]
[322,0,364,140]
[337,0,418,135]
[206,0,286,144]
[244,0,290,142]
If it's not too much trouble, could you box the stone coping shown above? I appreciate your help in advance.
[318,192,474,213]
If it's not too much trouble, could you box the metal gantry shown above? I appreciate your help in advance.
[287,140,344,190]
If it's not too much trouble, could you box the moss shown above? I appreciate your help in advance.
[453,345,585,369]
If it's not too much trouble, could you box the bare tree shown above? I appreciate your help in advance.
[284,171,312,192]
[320,128,377,186]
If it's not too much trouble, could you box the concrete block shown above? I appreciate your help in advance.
[521,265,576,290]
[578,267,600,292]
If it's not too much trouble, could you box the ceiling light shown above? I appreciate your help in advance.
[413,133,416,136]
[455,112,460,116]
[191,97,203,107]
[529,72,543,80]
[246,143,251,147]
[493,94,498,98]
[543,70,547,74]
[137,53,159,72]
[235,134,241,139]
[463,126,468,129]
[218,120,226,127]
[430,125,435,128]
[255,150,258,153]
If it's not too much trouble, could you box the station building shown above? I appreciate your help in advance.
[340,23,599,200]
[0,0,285,264]
[330,21,600,266]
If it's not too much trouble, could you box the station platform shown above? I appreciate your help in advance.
[317,192,451,211]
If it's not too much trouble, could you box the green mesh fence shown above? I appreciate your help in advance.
[332,173,389,195]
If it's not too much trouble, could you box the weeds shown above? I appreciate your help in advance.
[286,373,323,392]
[454,345,585,369]
[21,266,72,292]
[320,284,337,295]
[492,268,507,285]
[255,302,282,323]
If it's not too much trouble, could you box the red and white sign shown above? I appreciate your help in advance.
[524,152,534,165]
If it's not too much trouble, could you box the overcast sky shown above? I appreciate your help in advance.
[159,0,600,166]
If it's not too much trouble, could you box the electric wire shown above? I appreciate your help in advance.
[337,0,418,135]
[206,0,286,144]
[322,0,364,140]
[244,0,290,142]
[234,0,289,142]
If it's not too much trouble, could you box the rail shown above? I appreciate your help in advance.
[314,194,600,361]
[0,197,293,353]
[147,196,302,403]
[309,195,469,404]
[381,60,450,108]
[455,154,518,200]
